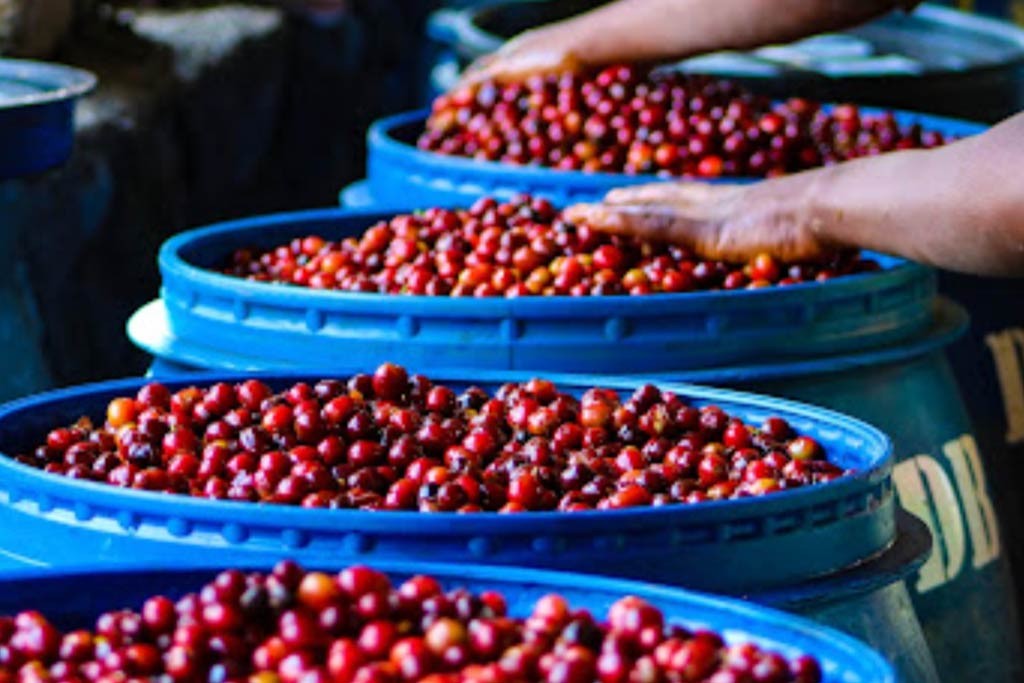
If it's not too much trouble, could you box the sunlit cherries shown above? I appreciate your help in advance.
[224,195,879,297]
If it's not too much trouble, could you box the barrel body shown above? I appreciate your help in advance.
[733,350,1023,681]
[131,323,1024,682]
[0,564,900,683]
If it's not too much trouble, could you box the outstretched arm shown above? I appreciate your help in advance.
[462,0,917,85]
[565,112,1024,277]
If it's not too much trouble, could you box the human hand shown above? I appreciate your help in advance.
[458,26,583,88]
[564,178,836,263]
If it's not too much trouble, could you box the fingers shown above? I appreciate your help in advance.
[567,200,799,263]
[474,54,581,86]
[604,181,742,206]
[457,54,499,88]
[564,203,699,246]
[457,40,582,88]
[569,179,831,264]
[604,184,686,205]
[456,55,494,88]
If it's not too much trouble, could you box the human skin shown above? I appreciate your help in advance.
[460,0,917,86]
[564,112,1024,277]
[453,0,1023,277]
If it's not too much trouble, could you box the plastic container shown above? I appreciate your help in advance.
[0,369,939,680]
[0,372,893,588]
[685,302,1023,682]
[131,296,1024,682]
[358,108,987,209]
[416,10,1024,626]
[0,58,96,179]
[937,272,1024,626]
[154,208,936,374]
[0,562,897,683]
[425,1,1024,122]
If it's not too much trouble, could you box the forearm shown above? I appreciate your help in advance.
[805,114,1024,276]
[545,0,908,67]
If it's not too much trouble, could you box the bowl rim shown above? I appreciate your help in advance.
[126,296,968,384]
[369,106,987,188]
[158,202,931,315]
[0,371,892,531]
[0,58,97,109]
[0,560,896,682]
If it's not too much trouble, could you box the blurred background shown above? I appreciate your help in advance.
[0,0,1022,402]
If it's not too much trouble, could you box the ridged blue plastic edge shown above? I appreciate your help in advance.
[0,562,895,683]
[0,372,893,592]
[157,207,936,373]
[339,178,391,210]
[365,108,988,206]
[129,296,967,384]
[0,58,96,179]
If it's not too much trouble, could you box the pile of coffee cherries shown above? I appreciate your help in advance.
[223,196,879,297]
[419,66,947,177]
[0,561,824,682]
[16,364,846,512]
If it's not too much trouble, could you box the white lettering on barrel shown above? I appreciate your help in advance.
[985,328,1024,445]
[893,455,965,593]
[943,434,1001,569]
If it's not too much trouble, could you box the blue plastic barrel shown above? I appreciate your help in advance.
[681,303,1023,683]
[935,273,1024,656]
[128,302,1022,682]
[0,370,936,680]
[127,202,1022,680]
[0,372,894,587]
[155,208,936,373]
[0,561,897,683]
[0,58,95,179]
[344,115,1024,680]
[358,108,987,208]
[416,12,1024,621]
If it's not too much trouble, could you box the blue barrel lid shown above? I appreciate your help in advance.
[0,371,894,592]
[0,58,96,179]
[0,561,895,682]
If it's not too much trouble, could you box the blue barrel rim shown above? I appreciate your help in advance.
[127,296,967,384]
[338,178,379,208]
[0,562,896,683]
[0,58,96,179]
[667,297,968,384]
[0,370,892,528]
[159,204,931,312]
[0,370,896,590]
[0,57,97,109]
[368,107,988,190]
[156,205,937,373]
[755,509,929,609]
[428,1,1024,74]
